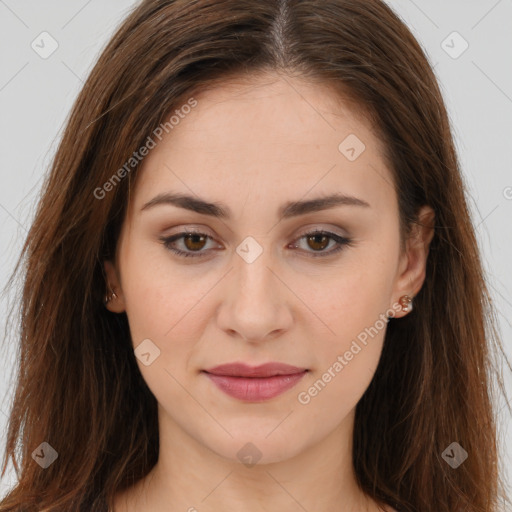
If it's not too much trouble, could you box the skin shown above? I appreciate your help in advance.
[105,71,435,512]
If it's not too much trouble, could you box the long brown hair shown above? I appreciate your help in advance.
[1,1,510,511]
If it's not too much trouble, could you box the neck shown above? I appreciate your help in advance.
[114,406,386,512]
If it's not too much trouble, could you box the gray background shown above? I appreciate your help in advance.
[0,0,511,502]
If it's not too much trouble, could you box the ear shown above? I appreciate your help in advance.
[391,205,435,318]
[103,259,126,313]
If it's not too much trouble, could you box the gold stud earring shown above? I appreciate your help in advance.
[399,294,413,313]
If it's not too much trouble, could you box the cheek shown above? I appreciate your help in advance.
[118,241,208,382]
[296,332,383,432]
[297,271,392,420]
[307,283,389,401]
[312,247,397,344]
[120,235,200,331]
[300,240,397,402]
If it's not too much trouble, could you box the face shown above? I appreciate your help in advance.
[104,73,433,465]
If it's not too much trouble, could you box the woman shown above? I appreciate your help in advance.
[0,0,509,511]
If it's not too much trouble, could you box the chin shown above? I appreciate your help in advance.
[196,427,312,467]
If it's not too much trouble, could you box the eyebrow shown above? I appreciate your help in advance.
[140,191,370,219]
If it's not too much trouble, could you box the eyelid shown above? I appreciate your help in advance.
[161,224,348,241]
[293,225,348,239]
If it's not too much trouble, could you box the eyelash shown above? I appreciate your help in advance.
[159,229,353,259]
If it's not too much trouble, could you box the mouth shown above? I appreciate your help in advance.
[202,362,309,402]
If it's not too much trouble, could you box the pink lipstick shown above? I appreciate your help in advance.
[202,362,308,402]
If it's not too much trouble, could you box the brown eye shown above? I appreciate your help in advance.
[306,233,330,251]
[160,231,216,258]
[290,230,353,258]
[182,233,208,251]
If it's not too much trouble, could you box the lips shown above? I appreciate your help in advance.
[202,362,308,402]
[204,362,307,377]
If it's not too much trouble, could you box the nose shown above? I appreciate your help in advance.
[215,245,294,343]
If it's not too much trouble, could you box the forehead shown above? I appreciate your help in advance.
[130,73,395,219]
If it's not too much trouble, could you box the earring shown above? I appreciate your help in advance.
[399,294,413,313]
[103,285,118,305]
